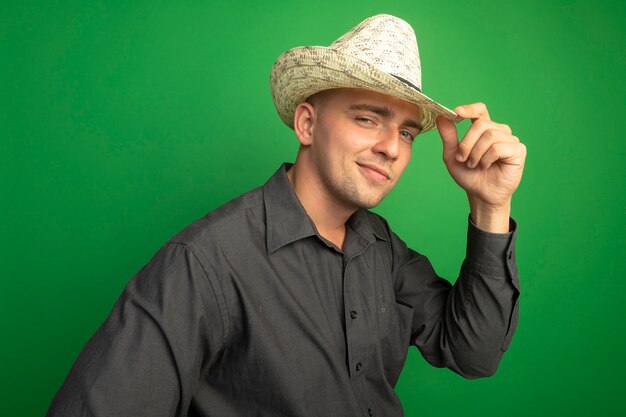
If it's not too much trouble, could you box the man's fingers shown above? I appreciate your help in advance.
[436,115,459,160]
[457,120,514,163]
[465,131,519,168]
[476,142,527,170]
[455,102,491,122]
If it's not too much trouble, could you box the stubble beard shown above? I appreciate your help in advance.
[324,164,392,210]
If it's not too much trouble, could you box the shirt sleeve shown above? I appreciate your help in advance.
[392,217,520,379]
[46,242,227,417]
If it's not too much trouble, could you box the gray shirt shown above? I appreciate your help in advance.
[47,163,520,417]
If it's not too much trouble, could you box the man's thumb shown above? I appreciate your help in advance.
[436,116,459,160]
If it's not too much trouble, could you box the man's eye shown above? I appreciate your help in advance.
[400,131,415,141]
[356,117,374,124]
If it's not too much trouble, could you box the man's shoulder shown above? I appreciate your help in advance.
[168,185,266,249]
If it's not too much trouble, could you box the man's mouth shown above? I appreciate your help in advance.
[356,162,391,183]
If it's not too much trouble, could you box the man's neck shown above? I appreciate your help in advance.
[286,164,356,250]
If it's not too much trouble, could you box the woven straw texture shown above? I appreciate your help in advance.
[270,14,462,133]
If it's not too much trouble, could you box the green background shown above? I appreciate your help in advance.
[2,0,624,415]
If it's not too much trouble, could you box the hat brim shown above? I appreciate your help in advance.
[270,46,463,134]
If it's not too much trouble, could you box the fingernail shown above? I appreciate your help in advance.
[467,160,474,168]
[456,153,463,162]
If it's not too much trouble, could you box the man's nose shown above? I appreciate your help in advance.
[372,127,400,160]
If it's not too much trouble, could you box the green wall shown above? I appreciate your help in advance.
[2,0,624,415]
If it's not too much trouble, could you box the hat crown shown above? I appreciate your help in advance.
[329,14,422,90]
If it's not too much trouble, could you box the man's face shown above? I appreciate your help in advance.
[304,88,421,210]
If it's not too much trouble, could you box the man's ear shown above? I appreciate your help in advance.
[293,102,316,146]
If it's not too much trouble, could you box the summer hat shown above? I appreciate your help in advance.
[270,14,462,134]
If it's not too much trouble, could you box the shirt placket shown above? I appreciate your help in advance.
[343,236,378,416]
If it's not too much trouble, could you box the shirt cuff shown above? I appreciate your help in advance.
[465,215,518,269]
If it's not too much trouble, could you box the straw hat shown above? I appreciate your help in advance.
[270,14,462,134]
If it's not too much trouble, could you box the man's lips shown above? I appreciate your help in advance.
[357,162,391,183]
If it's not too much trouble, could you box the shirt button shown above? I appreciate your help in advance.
[356,362,362,371]
[350,310,358,319]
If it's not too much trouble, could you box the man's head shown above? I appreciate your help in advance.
[272,14,461,212]
[291,87,421,210]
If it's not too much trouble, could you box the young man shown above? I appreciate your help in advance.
[47,14,525,417]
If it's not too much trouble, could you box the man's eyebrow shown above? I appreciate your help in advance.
[347,104,421,130]
[348,104,393,117]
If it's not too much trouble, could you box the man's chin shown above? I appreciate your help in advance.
[354,193,386,210]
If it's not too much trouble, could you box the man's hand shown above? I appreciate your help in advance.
[436,103,527,233]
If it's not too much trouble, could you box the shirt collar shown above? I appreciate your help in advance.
[263,163,385,254]
[347,208,386,244]
[263,164,318,253]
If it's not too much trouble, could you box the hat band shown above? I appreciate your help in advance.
[391,74,421,93]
